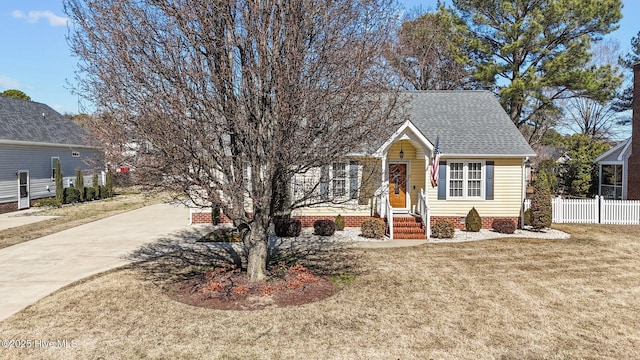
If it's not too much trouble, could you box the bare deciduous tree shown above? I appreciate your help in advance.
[385,7,475,90]
[65,0,403,280]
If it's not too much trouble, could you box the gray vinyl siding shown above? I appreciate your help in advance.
[0,143,103,204]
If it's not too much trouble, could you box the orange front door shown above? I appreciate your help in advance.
[388,163,407,208]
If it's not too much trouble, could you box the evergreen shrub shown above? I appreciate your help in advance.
[92,172,100,199]
[335,214,345,231]
[84,187,95,201]
[465,207,482,232]
[105,171,114,197]
[274,218,302,237]
[33,198,62,208]
[314,219,336,236]
[55,160,63,203]
[212,207,221,225]
[530,171,552,230]
[75,168,85,201]
[523,208,532,226]
[492,219,516,234]
[64,187,81,204]
[99,186,108,199]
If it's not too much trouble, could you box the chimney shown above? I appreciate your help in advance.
[627,63,640,199]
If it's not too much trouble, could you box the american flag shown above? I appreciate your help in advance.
[430,136,441,187]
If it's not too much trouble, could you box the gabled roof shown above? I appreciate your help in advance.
[0,95,90,147]
[402,91,535,157]
[594,137,631,164]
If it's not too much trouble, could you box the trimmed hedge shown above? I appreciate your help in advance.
[314,219,336,236]
[361,218,385,239]
[63,187,82,204]
[492,219,516,234]
[274,218,302,237]
[431,219,455,239]
[84,187,96,202]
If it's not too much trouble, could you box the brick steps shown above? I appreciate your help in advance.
[391,216,427,240]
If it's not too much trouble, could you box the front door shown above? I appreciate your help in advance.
[18,171,30,210]
[388,163,407,209]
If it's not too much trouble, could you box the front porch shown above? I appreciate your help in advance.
[373,121,437,239]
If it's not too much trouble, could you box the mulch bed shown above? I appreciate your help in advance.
[168,263,337,310]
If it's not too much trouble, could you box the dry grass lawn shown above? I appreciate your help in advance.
[0,189,163,249]
[1,224,639,359]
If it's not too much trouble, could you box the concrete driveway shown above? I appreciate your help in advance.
[0,203,191,322]
[0,209,58,231]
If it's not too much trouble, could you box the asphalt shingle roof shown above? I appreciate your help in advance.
[403,91,535,157]
[0,95,89,146]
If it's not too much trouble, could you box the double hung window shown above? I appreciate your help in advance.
[448,161,484,199]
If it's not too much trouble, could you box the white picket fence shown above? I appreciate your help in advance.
[524,196,640,225]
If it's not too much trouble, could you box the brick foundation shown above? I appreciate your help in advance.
[190,211,233,225]
[430,216,521,230]
[190,209,520,231]
[293,215,373,228]
[0,202,18,215]
[190,209,375,228]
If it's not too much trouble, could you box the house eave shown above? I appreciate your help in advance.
[373,120,434,157]
[594,137,631,163]
[0,139,98,149]
[442,153,536,159]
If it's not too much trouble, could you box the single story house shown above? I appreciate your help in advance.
[0,95,103,213]
[595,63,639,200]
[191,90,536,239]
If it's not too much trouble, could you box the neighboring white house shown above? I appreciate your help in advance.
[0,95,103,213]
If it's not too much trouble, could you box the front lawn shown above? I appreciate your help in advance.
[1,224,639,359]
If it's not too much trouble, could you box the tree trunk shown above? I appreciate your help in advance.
[247,235,268,281]
[244,211,270,281]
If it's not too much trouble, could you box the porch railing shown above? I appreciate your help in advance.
[385,195,394,239]
[417,188,430,238]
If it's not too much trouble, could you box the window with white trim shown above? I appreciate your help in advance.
[318,162,360,200]
[448,161,484,199]
[332,162,347,197]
